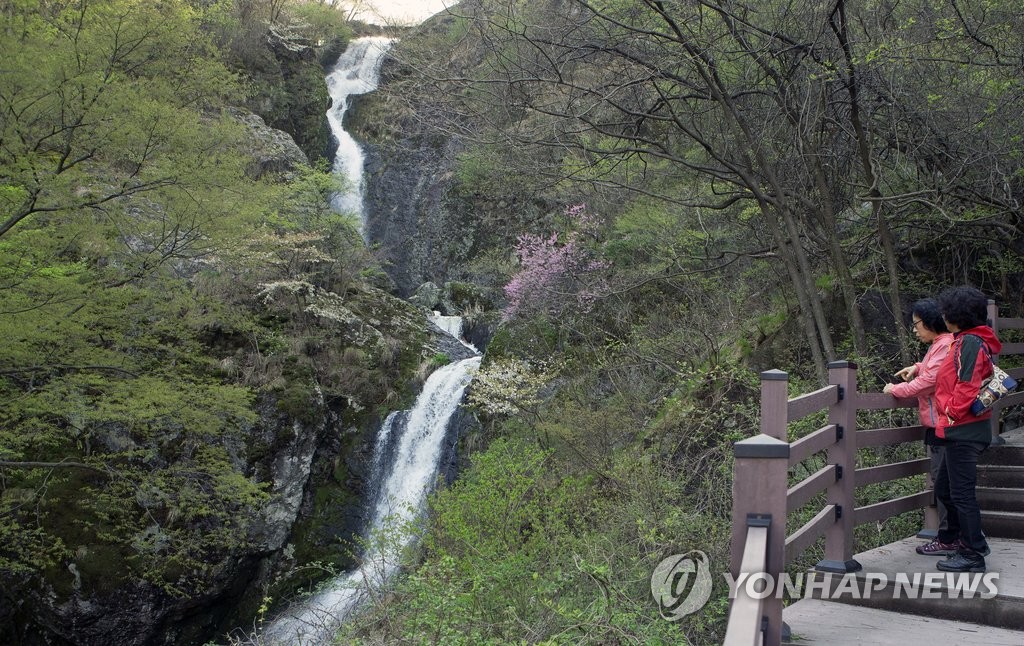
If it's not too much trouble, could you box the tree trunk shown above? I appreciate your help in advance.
[831,0,911,364]
[810,160,868,357]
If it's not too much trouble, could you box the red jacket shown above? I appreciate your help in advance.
[890,332,953,429]
[934,325,1002,442]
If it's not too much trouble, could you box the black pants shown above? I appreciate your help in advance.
[935,440,988,553]
[928,444,948,531]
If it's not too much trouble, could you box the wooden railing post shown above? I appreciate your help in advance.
[731,434,789,646]
[920,466,941,539]
[760,369,789,441]
[816,361,862,573]
[988,299,1005,445]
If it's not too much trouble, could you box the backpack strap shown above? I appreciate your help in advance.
[953,334,990,382]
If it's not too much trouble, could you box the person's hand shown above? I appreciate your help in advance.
[894,365,917,382]
[883,383,895,395]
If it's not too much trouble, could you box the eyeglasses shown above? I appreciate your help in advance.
[909,319,923,330]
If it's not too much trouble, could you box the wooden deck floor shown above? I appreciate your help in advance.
[784,597,1024,645]
[783,535,1024,643]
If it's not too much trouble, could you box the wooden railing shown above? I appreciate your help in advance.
[989,301,1024,445]
[723,515,771,646]
[725,302,1024,646]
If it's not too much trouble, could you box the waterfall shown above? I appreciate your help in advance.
[325,36,393,231]
[259,36,482,645]
[262,355,480,645]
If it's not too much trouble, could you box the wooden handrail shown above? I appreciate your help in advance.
[787,385,839,423]
[724,522,769,646]
[785,504,836,563]
[856,425,923,448]
[854,491,933,527]
[1001,341,1024,355]
[993,390,1024,410]
[727,302,1022,644]
[855,392,916,410]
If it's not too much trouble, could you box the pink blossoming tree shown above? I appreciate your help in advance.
[503,204,607,321]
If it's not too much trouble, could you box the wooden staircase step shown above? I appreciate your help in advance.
[984,426,1024,464]
[804,536,1024,630]
[784,598,1024,645]
[979,443,1024,466]
[977,464,1024,488]
[981,510,1024,539]
[977,487,1024,512]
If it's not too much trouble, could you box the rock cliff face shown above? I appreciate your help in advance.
[343,13,547,342]
[356,128,474,298]
[2,400,333,646]
[243,26,333,163]
[2,306,471,646]
[227,107,310,179]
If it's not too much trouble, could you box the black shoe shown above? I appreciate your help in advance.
[936,551,986,573]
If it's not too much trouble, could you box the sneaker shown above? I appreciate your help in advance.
[936,550,986,573]
[958,538,991,557]
[916,538,959,556]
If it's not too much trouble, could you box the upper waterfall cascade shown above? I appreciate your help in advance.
[325,36,393,231]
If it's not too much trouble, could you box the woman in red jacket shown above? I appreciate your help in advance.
[931,286,1000,573]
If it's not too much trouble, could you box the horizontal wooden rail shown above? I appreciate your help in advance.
[993,390,1024,411]
[1001,342,1024,355]
[787,465,836,513]
[788,424,839,466]
[855,392,916,411]
[855,458,929,488]
[787,385,839,422]
[854,490,932,527]
[724,524,769,646]
[996,317,1024,329]
[785,504,835,564]
[856,425,923,449]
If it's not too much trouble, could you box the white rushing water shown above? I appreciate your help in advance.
[263,355,480,644]
[430,311,481,353]
[325,36,393,230]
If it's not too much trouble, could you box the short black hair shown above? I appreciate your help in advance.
[937,286,988,330]
[911,298,945,334]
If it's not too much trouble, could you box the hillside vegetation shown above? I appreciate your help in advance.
[340,1,1024,643]
[0,1,432,642]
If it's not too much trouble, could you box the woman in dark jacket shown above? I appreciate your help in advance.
[930,286,1000,572]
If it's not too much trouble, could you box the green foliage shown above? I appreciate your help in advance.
[343,354,758,644]
[0,0,419,605]
[286,2,354,46]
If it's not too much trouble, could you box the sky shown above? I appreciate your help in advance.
[355,0,454,25]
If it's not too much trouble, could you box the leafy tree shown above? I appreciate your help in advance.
[503,204,608,321]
